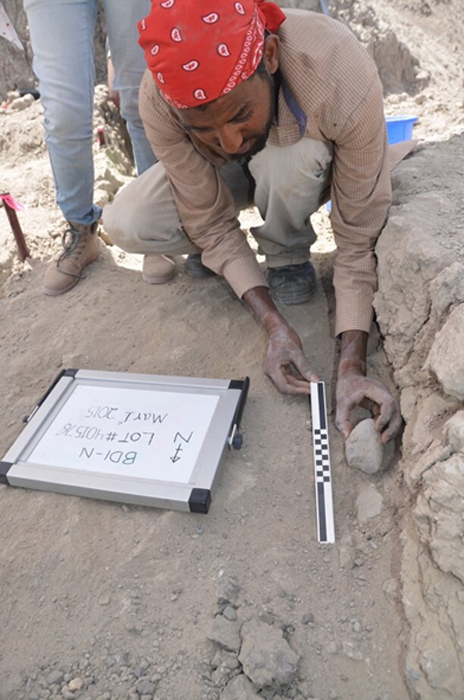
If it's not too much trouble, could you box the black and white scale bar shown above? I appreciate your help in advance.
[310,381,335,543]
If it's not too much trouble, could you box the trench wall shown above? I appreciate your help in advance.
[374,134,464,699]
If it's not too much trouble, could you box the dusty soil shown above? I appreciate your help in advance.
[1,1,463,699]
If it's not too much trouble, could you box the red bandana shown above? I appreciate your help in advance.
[138,0,286,109]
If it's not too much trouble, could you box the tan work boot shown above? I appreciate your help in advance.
[43,221,100,296]
[142,254,176,284]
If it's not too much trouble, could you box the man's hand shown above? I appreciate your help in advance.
[265,323,318,394]
[243,286,318,395]
[336,330,402,444]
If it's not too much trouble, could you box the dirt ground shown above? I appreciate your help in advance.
[1,1,463,699]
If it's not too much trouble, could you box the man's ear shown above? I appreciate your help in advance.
[263,34,279,75]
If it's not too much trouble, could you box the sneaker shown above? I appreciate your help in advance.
[142,254,176,284]
[43,221,100,296]
[184,254,217,279]
[267,261,317,305]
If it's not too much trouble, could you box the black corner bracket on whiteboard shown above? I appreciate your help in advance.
[0,461,12,485]
[189,488,212,514]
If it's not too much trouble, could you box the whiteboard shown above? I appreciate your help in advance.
[0,369,250,513]
[28,384,220,484]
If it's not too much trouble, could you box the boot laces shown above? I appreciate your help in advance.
[56,225,89,277]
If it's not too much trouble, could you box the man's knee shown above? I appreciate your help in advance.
[102,197,135,252]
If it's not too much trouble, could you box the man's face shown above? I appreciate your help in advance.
[176,66,276,160]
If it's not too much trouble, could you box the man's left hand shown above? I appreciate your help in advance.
[335,370,402,444]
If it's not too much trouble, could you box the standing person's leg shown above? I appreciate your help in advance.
[24,0,101,295]
[248,139,333,304]
[104,0,156,176]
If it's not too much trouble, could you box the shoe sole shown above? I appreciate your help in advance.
[43,249,100,296]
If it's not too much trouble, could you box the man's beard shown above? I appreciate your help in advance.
[230,72,276,161]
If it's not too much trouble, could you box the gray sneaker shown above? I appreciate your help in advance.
[267,262,317,305]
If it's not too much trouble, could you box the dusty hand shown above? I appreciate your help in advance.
[264,324,319,395]
[335,371,402,444]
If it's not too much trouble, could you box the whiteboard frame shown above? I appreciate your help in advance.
[0,369,249,513]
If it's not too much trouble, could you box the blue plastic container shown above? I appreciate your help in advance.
[385,115,418,145]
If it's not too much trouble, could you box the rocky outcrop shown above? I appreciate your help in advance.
[374,133,464,699]
[0,0,107,100]
[0,0,34,100]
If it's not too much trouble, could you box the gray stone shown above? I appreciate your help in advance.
[238,619,299,689]
[356,485,383,522]
[211,649,240,671]
[47,671,64,686]
[301,613,314,625]
[426,305,464,400]
[216,571,241,607]
[417,454,464,584]
[443,410,464,453]
[223,606,238,621]
[345,419,393,474]
[430,262,464,318]
[208,615,241,653]
[136,678,156,696]
[219,675,260,700]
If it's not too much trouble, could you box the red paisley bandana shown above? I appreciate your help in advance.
[138,0,286,109]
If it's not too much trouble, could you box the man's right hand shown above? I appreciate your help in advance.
[243,286,318,395]
[265,322,318,395]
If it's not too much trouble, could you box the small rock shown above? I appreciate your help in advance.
[208,615,241,653]
[223,606,238,622]
[239,619,299,689]
[116,652,130,667]
[216,571,241,607]
[62,689,75,700]
[220,675,260,700]
[345,419,394,474]
[136,678,156,696]
[47,670,64,686]
[68,678,84,692]
[211,650,240,671]
[301,613,315,625]
[356,485,383,522]
[10,94,34,111]
[99,595,111,606]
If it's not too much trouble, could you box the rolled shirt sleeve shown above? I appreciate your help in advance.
[329,75,392,337]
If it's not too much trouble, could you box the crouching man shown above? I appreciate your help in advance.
[103,0,403,443]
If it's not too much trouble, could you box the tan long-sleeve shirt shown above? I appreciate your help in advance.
[139,9,392,337]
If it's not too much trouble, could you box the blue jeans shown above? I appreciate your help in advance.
[24,0,155,225]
